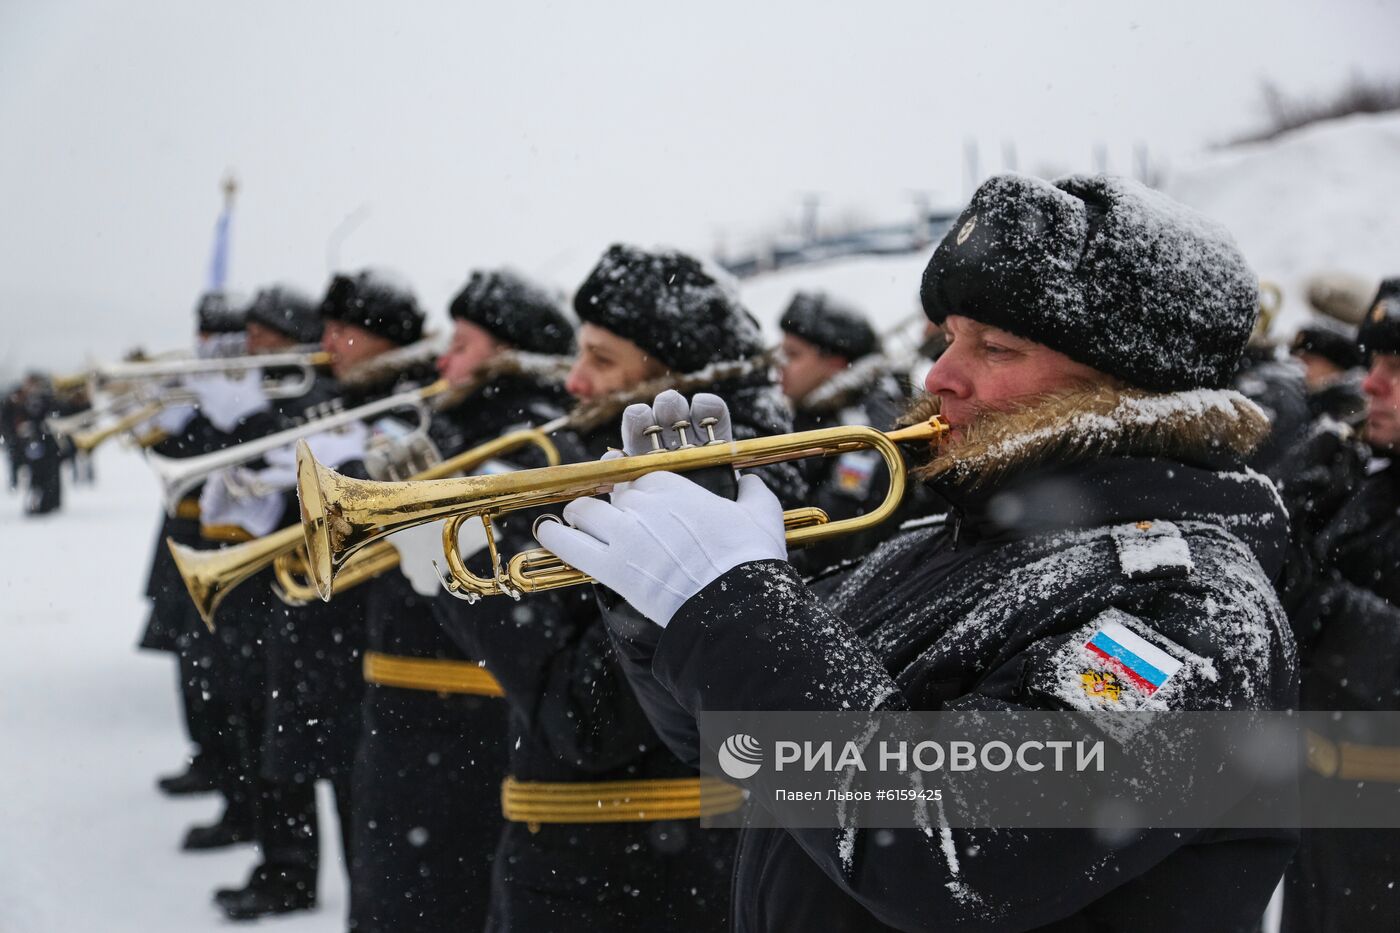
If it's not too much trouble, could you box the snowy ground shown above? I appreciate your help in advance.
[0,446,345,932]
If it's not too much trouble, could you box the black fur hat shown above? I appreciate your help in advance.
[1291,325,1361,372]
[1358,278,1400,360]
[573,244,763,373]
[246,285,322,344]
[921,173,1258,392]
[195,291,246,335]
[449,269,574,355]
[318,269,425,346]
[779,292,880,360]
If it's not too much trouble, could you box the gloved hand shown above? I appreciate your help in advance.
[146,401,197,436]
[300,421,371,470]
[534,392,786,627]
[620,390,733,455]
[186,369,270,433]
[386,519,491,597]
[199,470,285,538]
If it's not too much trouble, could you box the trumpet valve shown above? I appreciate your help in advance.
[642,425,665,451]
[699,417,720,444]
[671,420,693,449]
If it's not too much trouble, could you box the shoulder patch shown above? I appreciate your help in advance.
[1037,608,1217,713]
[832,449,880,499]
[1112,520,1193,581]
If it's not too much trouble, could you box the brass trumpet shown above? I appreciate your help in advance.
[69,398,181,453]
[89,349,330,393]
[296,415,949,602]
[167,422,564,630]
[147,379,452,515]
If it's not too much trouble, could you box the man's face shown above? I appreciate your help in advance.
[1361,353,1400,451]
[244,321,297,355]
[924,315,1110,434]
[437,319,504,387]
[321,320,397,378]
[779,333,849,404]
[1293,350,1345,391]
[565,323,667,401]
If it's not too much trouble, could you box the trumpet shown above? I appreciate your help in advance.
[296,415,950,603]
[88,350,329,393]
[167,420,565,629]
[68,394,195,453]
[146,379,451,515]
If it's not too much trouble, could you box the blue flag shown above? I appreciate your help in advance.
[206,179,236,290]
[206,205,232,291]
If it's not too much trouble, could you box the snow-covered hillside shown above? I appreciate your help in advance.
[0,449,345,932]
[1165,111,1400,334]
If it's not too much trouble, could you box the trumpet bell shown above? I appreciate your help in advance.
[297,439,338,602]
[167,524,307,630]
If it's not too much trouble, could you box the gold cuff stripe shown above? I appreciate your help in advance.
[200,524,255,543]
[1307,729,1400,782]
[501,774,745,827]
[363,651,504,697]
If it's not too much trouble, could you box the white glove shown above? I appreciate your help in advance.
[536,471,786,627]
[300,421,371,470]
[198,471,285,538]
[620,390,733,456]
[534,390,783,627]
[386,519,491,597]
[147,401,197,436]
[186,369,270,433]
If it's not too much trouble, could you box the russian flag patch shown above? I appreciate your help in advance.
[1083,619,1183,696]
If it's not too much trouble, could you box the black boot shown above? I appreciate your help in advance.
[156,757,219,796]
[181,808,255,851]
[217,867,316,921]
[214,864,269,907]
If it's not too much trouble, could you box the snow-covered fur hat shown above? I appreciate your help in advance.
[920,173,1258,393]
[779,291,881,360]
[318,269,425,347]
[246,285,321,344]
[195,290,247,335]
[1358,277,1400,360]
[449,268,574,356]
[573,243,764,374]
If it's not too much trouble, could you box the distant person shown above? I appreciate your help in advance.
[14,373,64,515]
[1282,277,1400,933]
[777,291,905,572]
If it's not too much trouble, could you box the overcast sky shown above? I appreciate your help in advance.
[1,0,1395,369]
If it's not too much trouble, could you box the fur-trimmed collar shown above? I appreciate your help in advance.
[338,336,443,392]
[567,353,775,435]
[907,385,1270,487]
[797,353,897,415]
[431,350,573,412]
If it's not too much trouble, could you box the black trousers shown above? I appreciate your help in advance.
[485,819,736,933]
[23,447,61,514]
[350,686,507,932]
[256,774,354,886]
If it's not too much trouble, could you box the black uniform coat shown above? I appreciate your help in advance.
[255,364,408,784]
[604,385,1300,933]
[434,360,803,933]
[1281,452,1400,933]
[352,357,572,933]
